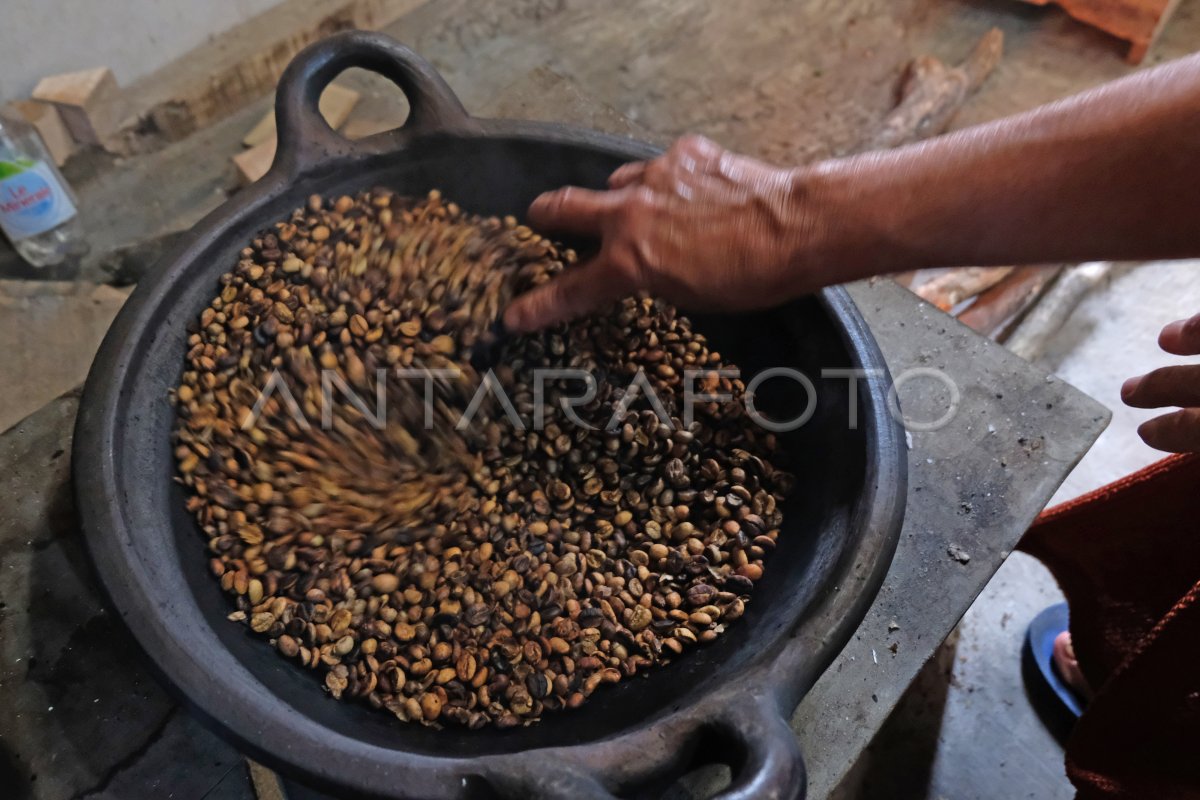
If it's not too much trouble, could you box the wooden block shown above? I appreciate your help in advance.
[242,84,360,147]
[32,67,124,145]
[342,117,398,140]
[233,139,277,186]
[1014,0,1180,63]
[3,100,76,166]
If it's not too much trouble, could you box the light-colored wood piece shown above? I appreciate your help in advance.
[246,759,287,800]
[31,67,124,146]
[0,281,131,432]
[342,114,408,141]
[3,100,76,166]
[233,139,277,187]
[1015,0,1181,63]
[242,84,361,148]
[915,266,1015,311]
[1006,262,1113,360]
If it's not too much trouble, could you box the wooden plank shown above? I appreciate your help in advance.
[1128,0,1184,63]
[242,84,361,148]
[1015,0,1181,63]
[3,100,75,166]
[31,67,124,146]
[113,0,427,153]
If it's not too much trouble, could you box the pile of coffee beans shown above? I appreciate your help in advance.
[174,189,793,728]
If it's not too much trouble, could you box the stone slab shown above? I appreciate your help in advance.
[792,279,1108,797]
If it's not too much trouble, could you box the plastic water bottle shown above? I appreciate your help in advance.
[0,108,86,267]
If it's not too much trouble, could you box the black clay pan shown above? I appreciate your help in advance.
[74,32,907,800]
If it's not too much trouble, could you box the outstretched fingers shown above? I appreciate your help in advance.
[503,256,631,333]
[1159,313,1200,356]
[1138,408,1200,453]
[608,161,647,189]
[1122,365,1200,409]
[1124,314,1200,453]
[527,186,623,235]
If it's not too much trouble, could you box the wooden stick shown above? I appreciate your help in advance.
[957,265,1063,340]
[1005,262,1113,360]
[869,28,1004,150]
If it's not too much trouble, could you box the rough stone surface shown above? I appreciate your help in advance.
[843,551,1076,800]
[797,280,1107,799]
[0,393,249,800]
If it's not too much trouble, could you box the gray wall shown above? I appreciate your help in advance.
[0,0,283,102]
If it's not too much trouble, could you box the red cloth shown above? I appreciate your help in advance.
[1020,453,1200,799]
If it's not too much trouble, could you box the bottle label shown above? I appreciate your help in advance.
[0,158,76,242]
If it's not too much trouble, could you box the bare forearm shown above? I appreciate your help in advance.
[797,53,1200,287]
[506,59,1200,452]
[507,54,1200,331]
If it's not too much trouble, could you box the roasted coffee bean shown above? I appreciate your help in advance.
[686,583,719,607]
[725,574,756,595]
[372,573,400,594]
[464,604,491,626]
[175,189,791,729]
[527,672,549,699]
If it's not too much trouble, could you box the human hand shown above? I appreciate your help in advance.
[503,136,819,333]
[1122,313,1200,453]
